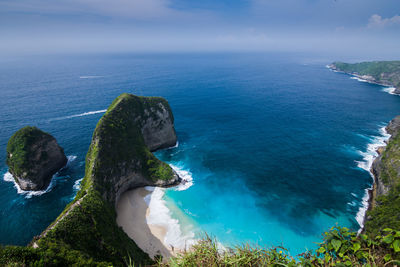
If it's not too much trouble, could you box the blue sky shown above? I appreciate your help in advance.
[1,0,399,57]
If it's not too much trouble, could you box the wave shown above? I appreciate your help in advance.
[49,109,107,121]
[3,155,77,198]
[79,76,103,79]
[355,127,390,230]
[144,186,197,251]
[350,76,369,83]
[382,87,397,95]
[142,164,196,251]
[73,178,83,191]
[170,164,193,191]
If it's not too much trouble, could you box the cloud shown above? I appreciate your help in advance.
[367,14,400,28]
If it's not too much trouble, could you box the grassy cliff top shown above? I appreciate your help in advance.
[332,61,400,87]
[6,126,53,177]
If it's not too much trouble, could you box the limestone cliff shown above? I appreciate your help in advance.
[6,126,67,191]
[366,116,400,234]
[85,93,180,204]
[33,93,180,266]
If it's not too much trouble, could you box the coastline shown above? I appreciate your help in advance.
[326,64,400,96]
[116,180,196,261]
[116,187,174,260]
[356,127,391,233]
[3,155,77,198]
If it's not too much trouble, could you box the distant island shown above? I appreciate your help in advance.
[328,61,400,94]
[6,126,67,191]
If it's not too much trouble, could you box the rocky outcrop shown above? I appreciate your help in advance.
[32,93,180,265]
[85,93,180,205]
[386,116,400,137]
[6,126,67,191]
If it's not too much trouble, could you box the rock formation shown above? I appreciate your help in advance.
[32,93,180,266]
[6,126,67,191]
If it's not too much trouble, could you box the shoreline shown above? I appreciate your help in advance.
[326,65,400,96]
[116,187,174,260]
[356,127,391,233]
[3,155,77,198]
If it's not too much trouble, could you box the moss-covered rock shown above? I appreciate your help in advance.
[6,126,67,191]
[31,93,180,266]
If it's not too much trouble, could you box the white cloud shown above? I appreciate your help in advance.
[367,14,400,28]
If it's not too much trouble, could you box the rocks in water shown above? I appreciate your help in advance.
[6,126,67,191]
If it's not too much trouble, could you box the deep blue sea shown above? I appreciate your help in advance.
[0,53,399,255]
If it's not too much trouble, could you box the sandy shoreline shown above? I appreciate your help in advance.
[116,187,174,260]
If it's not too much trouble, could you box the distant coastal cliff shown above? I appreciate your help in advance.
[328,61,400,94]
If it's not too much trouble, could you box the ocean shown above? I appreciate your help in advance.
[0,53,399,256]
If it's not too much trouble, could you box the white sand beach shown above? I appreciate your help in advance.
[116,187,174,260]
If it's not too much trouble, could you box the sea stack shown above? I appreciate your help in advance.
[6,126,67,191]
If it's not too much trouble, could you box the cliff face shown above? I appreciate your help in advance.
[33,93,180,266]
[6,126,67,191]
[367,116,400,234]
[86,93,180,204]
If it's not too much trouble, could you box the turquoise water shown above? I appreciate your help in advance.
[0,53,399,255]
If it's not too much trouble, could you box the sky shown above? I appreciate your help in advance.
[0,0,399,58]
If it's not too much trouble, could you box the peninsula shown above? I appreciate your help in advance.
[328,61,400,94]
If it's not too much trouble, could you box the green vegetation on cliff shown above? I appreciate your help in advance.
[3,93,400,266]
[332,61,400,88]
[365,130,400,236]
[157,227,400,266]
[6,126,53,177]
[0,93,178,266]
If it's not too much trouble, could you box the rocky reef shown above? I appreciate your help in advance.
[328,61,400,94]
[6,126,67,191]
[28,93,180,266]
[366,116,400,234]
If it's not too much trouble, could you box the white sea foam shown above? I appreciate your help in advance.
[73,178,83,191]
[79,76,103,79]
[171,141,179,149]
[3,155,77,198]
[49,109,107,121]
[355,127,391,230]
[350,76,369,83]
[143,164,196,251]
[145,187,197,251]
[170,164,193,191]
[382,87,397,95]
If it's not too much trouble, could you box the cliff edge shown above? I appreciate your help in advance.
[367,116,400,235]
[30,93,180,266]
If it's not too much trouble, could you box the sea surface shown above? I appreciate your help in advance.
[0,53,399,255]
